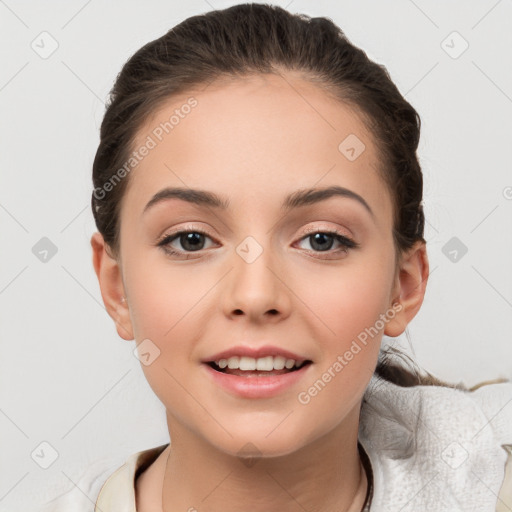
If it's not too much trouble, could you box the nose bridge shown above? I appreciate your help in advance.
[225,233,290,320]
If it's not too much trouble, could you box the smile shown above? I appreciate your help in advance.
[209,355,311,375]
[202,357,313,398]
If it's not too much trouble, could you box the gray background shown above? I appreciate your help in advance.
[1,0,511,510]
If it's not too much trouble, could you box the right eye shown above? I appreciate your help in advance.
[156,229,217,258]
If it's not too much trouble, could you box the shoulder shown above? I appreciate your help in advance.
[40,444,169,512]
[362,375,512,443]
[39,450,140,512]
[359,375,512,511]
[40,461,122,512]
[468,379,512,512]
[467,378,512,440]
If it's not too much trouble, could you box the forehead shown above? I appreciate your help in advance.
[124,72,392,225]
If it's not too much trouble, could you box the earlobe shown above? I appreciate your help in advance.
[90,232,134,341]
[384,241,429,338]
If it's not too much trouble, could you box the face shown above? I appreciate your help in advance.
[110,72,403,458]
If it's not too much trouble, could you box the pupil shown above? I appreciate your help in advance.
[181,232,204,251]
[310,233,333,251]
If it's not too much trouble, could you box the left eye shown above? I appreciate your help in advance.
[296,231,358,253]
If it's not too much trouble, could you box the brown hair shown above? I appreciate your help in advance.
[91,3,482,390]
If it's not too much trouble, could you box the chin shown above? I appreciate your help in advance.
[208,426,311,460]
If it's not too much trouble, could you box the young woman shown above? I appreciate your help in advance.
[43,4,512,511]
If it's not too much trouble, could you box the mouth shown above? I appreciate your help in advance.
[202,354,314,398]
[206,356,313,377]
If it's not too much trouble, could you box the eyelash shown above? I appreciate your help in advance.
[156,227,360,260]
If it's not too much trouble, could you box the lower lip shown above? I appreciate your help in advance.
[202,363,312,399]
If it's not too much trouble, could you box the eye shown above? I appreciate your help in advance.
[156,227,359,260]
[296,229,359,258]
[156,229,217,258]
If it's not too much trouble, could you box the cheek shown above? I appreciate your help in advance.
[125,255,206,341]
[127,270,207,429]
[296,259,394,347]
[293,267,389,425]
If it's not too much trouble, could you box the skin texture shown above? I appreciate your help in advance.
[91,71,429,511]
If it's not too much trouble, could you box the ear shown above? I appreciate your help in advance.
[384,241,429,338]
[90,232,134,341]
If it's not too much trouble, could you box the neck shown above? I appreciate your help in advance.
[160,407,368,512]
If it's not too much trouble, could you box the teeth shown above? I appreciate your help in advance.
[256,356,273,371]
[239,356,256,370]
[227,356,239,369]
[273,356,286,370]
[215,356,304,371]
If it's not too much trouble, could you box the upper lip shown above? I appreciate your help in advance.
[202,345,311,364]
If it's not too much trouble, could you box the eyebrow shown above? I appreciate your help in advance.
[142,185,374,218]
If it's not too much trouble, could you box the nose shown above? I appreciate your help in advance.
[222,238,292,324]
